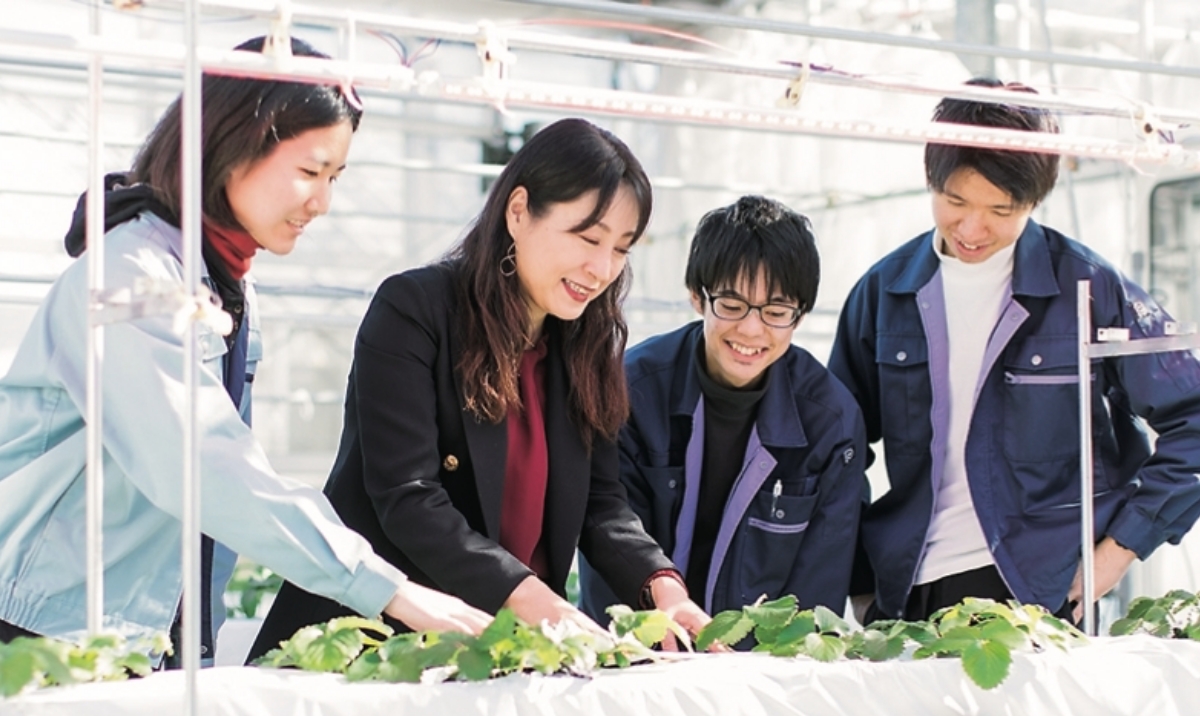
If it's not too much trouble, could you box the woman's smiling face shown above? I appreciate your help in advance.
[506,183,639,333]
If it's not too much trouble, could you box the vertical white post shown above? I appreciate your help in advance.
[84,0,105,638]
[1016,0,1031,83]
[1077,280,1096,636]
[1138,0,1156,105]
[181,0,202,712]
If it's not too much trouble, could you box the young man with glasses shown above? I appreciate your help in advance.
[579,195,867,623]
[829,78,1200,625]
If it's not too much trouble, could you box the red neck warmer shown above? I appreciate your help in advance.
[203,219,259,281]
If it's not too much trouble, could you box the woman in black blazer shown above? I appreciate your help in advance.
[248,118,708,660]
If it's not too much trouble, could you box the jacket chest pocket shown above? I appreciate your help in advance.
[875,334,931,453]
[198,325,229,367]
[736,477,818,601]
[1002,337,1089,463]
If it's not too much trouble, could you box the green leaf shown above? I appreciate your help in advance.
[455,645,495,681]
[296,626,366,673]
[774,612,816,646]
[961,640,1011,690]
[1123,597,1155,620]
[631,611,691,651]
[81,634,121,651]
[147,632,174,658]
[252,647,291,668]
[328,617,393,641]
[852,629,905,662]
[746,598,798,644]
[958,597,998,616]
[115,652,153,678]
[1184,624,1200,641]
[1164,590,1196,604]
[695,610,754,651]
[345,650,382,682]
[478,609,518,647]
[755,594,800,611]
[419,639,466,672]
[801,632,846,662]
[380,649,426,683]
[0,647,37,697]
[923,626,980,655]
[746,597,798,629]
[979,619,1027,650]
[933,606,972,632]
[812,605,850,635]
[892,621,938,645]
[24,640,75,686]
[1109,617,1139,637]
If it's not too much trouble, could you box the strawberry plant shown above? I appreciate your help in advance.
[1110,589,1200,640]
[695,595,1085,690]
[0,631,172,698]
[254,606,686,682]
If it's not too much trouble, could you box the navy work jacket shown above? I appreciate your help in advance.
[580,322,866,619]
[828,220,1200,618]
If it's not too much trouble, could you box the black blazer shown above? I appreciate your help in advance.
[249,263,673,659]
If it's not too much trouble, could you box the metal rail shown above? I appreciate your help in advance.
[179,0,203,710]
[1076,279,1200,635]
[83,0,105,638]
[138,0,1200,127]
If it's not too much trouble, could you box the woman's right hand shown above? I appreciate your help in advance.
[383,579,493,635]
[503,575,605,634]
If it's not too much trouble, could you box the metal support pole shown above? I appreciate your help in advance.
[1077,280,1097,636]
[84,0,105,638]
[180,0,202,710]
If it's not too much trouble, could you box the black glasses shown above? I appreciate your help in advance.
[702,288,803,328]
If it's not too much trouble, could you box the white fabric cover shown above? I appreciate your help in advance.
[8,635,1199,716]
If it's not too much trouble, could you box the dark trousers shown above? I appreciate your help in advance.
[866,564,1078,624]
[0,619,37,643]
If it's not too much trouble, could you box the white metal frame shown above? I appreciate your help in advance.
[5,1,1200,710]
[1076,280,1200,635]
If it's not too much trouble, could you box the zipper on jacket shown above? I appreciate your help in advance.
[770,479,782,519]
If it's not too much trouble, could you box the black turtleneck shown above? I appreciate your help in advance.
[686,338,768,601]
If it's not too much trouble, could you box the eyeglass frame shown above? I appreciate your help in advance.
[700,287,804,328]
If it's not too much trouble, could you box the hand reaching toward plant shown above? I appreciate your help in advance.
[647,573,717,651]
[384,579,492,635]
[502,574,607,635]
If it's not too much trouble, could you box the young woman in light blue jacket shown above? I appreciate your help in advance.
[0,36,488,660]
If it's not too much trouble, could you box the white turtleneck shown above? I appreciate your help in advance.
[915,233,1016,585]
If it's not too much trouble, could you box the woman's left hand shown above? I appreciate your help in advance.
[648,574,717,652]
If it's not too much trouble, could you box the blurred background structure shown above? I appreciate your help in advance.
[2,0,1199,613]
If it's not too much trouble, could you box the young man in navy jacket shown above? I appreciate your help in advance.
[829,79,1200,624]
[580,195,867,621]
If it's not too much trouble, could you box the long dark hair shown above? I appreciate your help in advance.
[129,36,362,228]
[445,118,653,444]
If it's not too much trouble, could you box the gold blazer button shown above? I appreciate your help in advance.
[442,454,459,472]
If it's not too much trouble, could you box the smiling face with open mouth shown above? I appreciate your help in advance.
[506,184,638,337]
[931,167,1035,264]
[692,268,801,390]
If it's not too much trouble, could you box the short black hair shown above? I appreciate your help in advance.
[925,77,1059,207]
[684,195,819,314]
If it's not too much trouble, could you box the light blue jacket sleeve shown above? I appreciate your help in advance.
[44,218,405,619]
